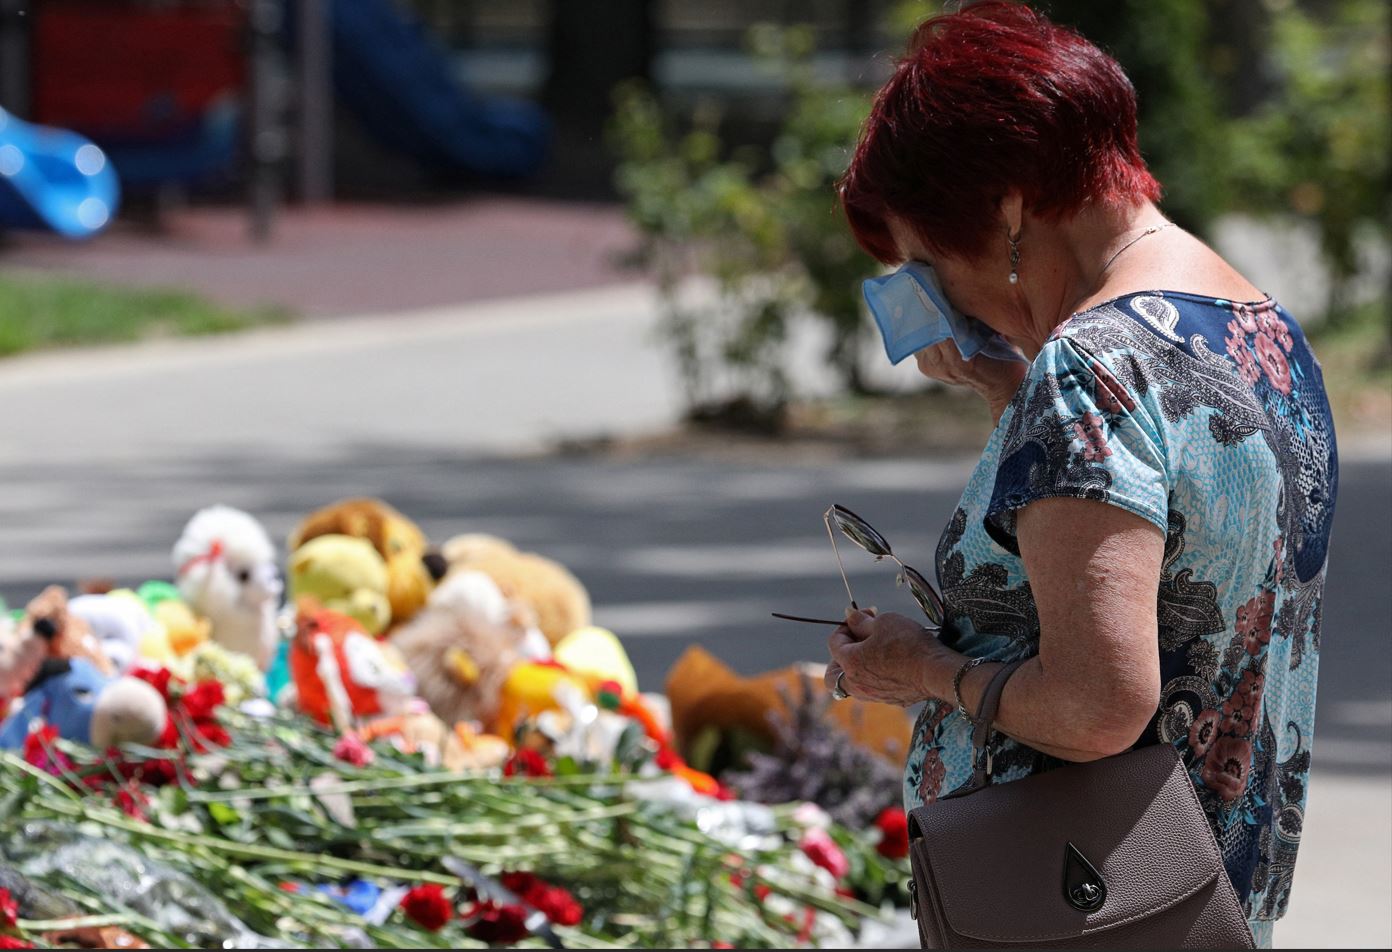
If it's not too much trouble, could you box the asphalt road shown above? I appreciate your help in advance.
[0,448,1385,773]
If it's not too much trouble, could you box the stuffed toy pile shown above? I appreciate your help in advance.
[0,497,699,779]
[0,496,917,950]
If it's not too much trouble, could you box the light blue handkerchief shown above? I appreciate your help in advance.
[862,262,1026,365]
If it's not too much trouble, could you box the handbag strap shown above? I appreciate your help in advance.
[966,657,1030,790]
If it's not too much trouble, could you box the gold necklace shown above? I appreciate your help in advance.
[1100,220,1174,277]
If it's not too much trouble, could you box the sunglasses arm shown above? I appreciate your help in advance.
[771,612,848,626]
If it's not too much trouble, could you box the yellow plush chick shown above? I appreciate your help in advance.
[289,535,392,636]
[153,600,212,657]
[124,584,209,670]
[493,661,588,739]
[553,626,638,698]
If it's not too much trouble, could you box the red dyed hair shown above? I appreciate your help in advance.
[840,1,1161,264]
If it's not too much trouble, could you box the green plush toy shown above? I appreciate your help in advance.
[288,535,391,636]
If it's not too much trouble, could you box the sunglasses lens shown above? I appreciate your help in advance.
[902,566,946,627]
[830,506,892,557]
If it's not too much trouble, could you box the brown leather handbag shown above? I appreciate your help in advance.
[906,659,1255,949]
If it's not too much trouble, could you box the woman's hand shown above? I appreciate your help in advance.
[824,609,958,707]
[914,342,1028,423]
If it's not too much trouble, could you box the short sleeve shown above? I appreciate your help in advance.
[984,335,1170,553]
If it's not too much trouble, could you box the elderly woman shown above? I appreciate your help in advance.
[824,3,1337,946]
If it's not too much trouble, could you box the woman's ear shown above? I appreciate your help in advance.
[999,191,1024,238]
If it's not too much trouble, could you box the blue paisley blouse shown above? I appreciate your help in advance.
[905,290,1338,923]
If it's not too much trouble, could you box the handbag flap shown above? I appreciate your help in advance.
[909,744,1224,944]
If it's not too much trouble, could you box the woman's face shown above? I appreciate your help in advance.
[885,215,1015,331]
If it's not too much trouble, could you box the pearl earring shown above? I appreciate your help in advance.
[1008,233,1021,285]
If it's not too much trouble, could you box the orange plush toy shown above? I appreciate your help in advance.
[664,646,913,768]
[289,600,417,731]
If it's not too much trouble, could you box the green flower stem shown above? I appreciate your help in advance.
[16,913,135,931]
[0,751,82,801]
[360,800,637,838]
[35,796,461,887]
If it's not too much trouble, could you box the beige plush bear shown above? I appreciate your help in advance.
[440,534,592,648]
[390,570,536,729]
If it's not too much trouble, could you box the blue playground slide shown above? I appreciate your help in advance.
[98,98,242,191]
[317,0,551,178]
[0,108,120,239]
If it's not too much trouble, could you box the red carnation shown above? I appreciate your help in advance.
[465,899,529,944]
[333,733,376,768]
[180,681,226,721]
[114,787,149,822]
[131,666,172,701]
[499,872,583,927]
[799,826,850,879]
[0,937,33,950]
[193,722,232,750]
[532,884,583,927]
[503,749,551,778]
[131,757,180,787]
[0,887,17,927]
[400,884,453,932]
[22,725,72,776]
[875,806,911,860]
[500,871,540,897]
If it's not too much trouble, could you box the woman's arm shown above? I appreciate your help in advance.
[952,496,1164,759]
[828,495,1164,761]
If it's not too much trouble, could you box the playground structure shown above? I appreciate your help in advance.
[0,0,552,240]
[0,107,119,238]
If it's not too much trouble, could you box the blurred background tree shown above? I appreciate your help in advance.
[611,0,1390,422]
[610,25,876,426]
[1225,0,1389,328]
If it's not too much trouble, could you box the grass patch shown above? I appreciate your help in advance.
[0,274,290,358]
[1307,297,1392,438]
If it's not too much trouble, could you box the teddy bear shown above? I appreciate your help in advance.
[0,656,167,750]
[288,535,392,637]
[1,586,113,706]
[389,569,535,730]
[289,498,448,627]
[664,646,913,771]
[173,506,282,669]
[440,534,592,648]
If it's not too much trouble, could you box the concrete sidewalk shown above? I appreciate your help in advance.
[0,282,685,463]
[0,277,934,465]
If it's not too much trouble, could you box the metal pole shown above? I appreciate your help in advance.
[247,0,282,242]
[297,0,332,204]
[0,0,29,115]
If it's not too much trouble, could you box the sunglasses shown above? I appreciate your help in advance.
[773,503,946,629]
